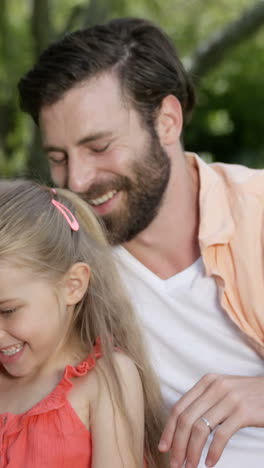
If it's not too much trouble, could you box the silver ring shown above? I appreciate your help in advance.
[201,416,213,433]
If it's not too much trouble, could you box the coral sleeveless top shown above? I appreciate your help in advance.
[0,341,103,467]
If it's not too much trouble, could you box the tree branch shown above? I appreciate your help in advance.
[27,0,54,179]
[188,0,264,78]
[62,0,110,33]
[31,0,54,55]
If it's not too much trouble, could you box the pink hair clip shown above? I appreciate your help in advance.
[51,188,79,232]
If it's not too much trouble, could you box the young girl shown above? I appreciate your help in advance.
[0,179,167,468]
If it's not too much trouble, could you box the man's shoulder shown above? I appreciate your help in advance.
[194,154,264,241]
[188,152,264,196]
[209,160,264,196]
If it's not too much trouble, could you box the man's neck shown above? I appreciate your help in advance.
[123,152,200,280]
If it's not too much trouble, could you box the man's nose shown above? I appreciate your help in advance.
[67,155,97,193]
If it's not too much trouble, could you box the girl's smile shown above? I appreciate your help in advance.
[0,342,25,364]
[0,263,74,379]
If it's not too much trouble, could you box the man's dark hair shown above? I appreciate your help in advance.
[18,17,195,128]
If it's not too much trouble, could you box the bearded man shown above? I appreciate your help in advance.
[18,18,264,468]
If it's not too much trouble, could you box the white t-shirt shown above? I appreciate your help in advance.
[114,247,264,468]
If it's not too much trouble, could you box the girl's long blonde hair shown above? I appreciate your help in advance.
[0,179,168,468]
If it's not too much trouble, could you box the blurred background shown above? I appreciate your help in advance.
[1,0,264,181]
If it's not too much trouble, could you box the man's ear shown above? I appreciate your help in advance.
[64,262,90,306]
[155,95,183,145]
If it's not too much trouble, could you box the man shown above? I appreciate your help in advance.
[18,18,264,468]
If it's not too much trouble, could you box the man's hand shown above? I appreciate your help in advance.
[158,374,264,468]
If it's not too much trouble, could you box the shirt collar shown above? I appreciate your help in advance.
[186,153,235,249]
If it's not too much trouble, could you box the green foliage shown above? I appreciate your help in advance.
[0,0,264,177]
[185,30,264,167]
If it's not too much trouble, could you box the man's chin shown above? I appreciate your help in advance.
[96,212,131,245]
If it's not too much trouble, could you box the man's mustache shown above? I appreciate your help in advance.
[78,176,132,202]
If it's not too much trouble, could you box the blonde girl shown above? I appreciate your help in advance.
[0,179,167,468]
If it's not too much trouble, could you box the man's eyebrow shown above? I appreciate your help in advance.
[77,131,113,146]
[43,144,65,154]
[43,131,113,153]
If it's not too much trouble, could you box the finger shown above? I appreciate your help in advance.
[169,377,229,465]
[205,411,244,467]
[169,407,206,466]
[185,395,235,468]
[158,409,178,452]
[175,373,218,411]
[159,374,218,451]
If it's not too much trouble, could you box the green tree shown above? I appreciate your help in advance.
[1,0,264,179]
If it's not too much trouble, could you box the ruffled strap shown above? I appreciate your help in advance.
[21,338,103,419]
[64,337,103,380]
[0,339,104,437]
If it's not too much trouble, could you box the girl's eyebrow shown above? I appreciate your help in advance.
[0,299,16,304]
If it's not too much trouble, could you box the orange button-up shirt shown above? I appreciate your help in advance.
[189,153,264,356]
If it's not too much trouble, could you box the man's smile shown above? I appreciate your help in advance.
[88,189,118,206]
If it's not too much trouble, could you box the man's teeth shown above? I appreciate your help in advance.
[89,190,117,206]
[0,344,23,356]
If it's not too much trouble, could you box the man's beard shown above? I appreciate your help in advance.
[83,130,171,245]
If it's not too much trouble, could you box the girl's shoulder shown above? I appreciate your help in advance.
[85,351,145,468]
[94,351,142,393]
[77,347,143,405]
